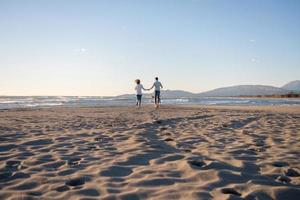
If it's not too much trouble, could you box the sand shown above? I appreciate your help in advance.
[0,105,300,200]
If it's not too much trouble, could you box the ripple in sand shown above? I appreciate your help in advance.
[0,172,12,181]
[43,160,65,170]
[58,169,77,176]
[76,188,100,197]
[155,154,184,164]
[119,193,140,200]
[0,144,17,152]
[22,139,53,146]
[135,178,176,187]
[274,187,300,200]
[12,181,39,190]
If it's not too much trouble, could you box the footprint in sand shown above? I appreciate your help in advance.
[285,168,300,177]
[10,172,30,180]
[100,166,133,177]
[276,175,291,183]
[5,160,22,172]
[249,147,266,153]
[67,157,82,166]
[55,185,70,192]
[221,188,241,196]
[187,160,206,168]
[272,161,289,167]
[26,191,42,197]
[164,138,174,142]
[65,177,86,187]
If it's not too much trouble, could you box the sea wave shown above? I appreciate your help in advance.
[0,96,300,109]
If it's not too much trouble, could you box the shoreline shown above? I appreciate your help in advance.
[1,104,300,114]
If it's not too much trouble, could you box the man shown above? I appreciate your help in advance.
[149,77,163,107]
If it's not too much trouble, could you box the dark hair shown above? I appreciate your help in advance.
[155,77,158,80]
[135,79,140,84]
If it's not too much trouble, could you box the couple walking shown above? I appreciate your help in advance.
[135,77,163,108]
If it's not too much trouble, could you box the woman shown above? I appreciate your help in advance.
[135,79,147,108]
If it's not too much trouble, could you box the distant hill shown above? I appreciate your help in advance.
[117,90,195,99]
[197,85,289,97]
[160,90,195,98]
[117,81,299,98]
[281,80,300,92]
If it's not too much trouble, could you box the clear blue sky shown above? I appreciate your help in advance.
[0,0,299,96]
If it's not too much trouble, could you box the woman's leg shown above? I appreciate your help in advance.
[136,95,140,107]
[137,95,142,107]
[139,95,142,107]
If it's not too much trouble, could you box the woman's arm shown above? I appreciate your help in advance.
[142,85,148,91]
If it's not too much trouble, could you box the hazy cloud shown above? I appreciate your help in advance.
[121,25,128,31]
[251,58,259,63]
[73,48,87,54]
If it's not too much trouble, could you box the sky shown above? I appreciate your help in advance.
[0,0,299,96]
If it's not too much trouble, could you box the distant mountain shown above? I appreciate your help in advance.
[197,85,289,97]
[281,80,300,91]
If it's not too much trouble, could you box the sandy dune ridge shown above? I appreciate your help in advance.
[0,105,300,200]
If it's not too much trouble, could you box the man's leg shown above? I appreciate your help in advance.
[157,91,161,104]
[155,91,160,105]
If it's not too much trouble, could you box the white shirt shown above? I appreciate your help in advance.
[135,84,146,95]
[153,81,162,91]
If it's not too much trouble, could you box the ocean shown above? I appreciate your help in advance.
[0,96,300,109]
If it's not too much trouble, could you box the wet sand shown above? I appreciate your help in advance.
[0,105,300,200]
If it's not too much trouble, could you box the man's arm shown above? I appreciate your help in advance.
[160,82,163,89]
[149,83,155,90]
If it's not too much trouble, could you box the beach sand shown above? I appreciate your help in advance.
[0,105,300,200]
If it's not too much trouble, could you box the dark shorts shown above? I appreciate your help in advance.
[136,95,142,101]
[155,91,160,98]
